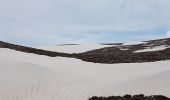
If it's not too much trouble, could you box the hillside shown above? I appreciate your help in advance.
[0,41,72,57]
[1,38,170,64]
[0,38,170,100]
[1,48,170,100]
[77,38,170,63]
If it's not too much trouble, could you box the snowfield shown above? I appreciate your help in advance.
[134,45,169,53]
[123,41,146,45]
[38,44,113,53]
[0,48,170,100]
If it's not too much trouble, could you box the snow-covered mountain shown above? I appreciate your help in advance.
[0,38,170,100]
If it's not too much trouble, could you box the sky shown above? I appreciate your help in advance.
[0,0,170,46]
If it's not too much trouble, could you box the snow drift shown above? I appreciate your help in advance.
[0,38,170,100]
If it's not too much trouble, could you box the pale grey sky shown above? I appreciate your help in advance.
[0,0,170,46]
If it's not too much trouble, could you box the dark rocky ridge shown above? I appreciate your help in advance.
[100,43,123,46]
[0,41,72,57]
[77,38,170,63]
[89,94,170,100]
[0,38,170,64]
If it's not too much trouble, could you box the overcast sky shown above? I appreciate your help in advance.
[0,0,170,46]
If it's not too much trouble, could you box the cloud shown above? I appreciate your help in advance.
[0,0,170,45]
[166,31,170,37]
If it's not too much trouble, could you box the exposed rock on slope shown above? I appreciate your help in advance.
[0,41,72,57]
[89,94,170,100]
[77,38,170,63]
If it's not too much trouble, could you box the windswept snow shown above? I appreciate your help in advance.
[0,48,170,100]
[110,69,170,96]
[38,44,113,53]
[123,41,146,45]
[135,45,169,53]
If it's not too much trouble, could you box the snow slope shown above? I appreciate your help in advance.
[0,48,170,100]
[111,69,170,96]
[123,41,146,45]
[134,45,169,53]
[38,44,113,53]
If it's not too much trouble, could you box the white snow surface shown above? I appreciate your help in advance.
[0,48,170,100]
[38,44,113,53]
[123,41,146,45]
[135,45,169,53]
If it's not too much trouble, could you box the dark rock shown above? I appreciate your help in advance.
[0,41,72,58]
[89,94,170,100]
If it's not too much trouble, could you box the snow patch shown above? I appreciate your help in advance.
[123,41,146,45]
[134,45,169,53]
[38,44,112,53]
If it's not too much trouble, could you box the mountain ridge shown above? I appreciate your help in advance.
[0,38,170,64]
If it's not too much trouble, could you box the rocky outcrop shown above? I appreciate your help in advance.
[77,38,170,63]
[0,41,72,57]
[89,94,170,100]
